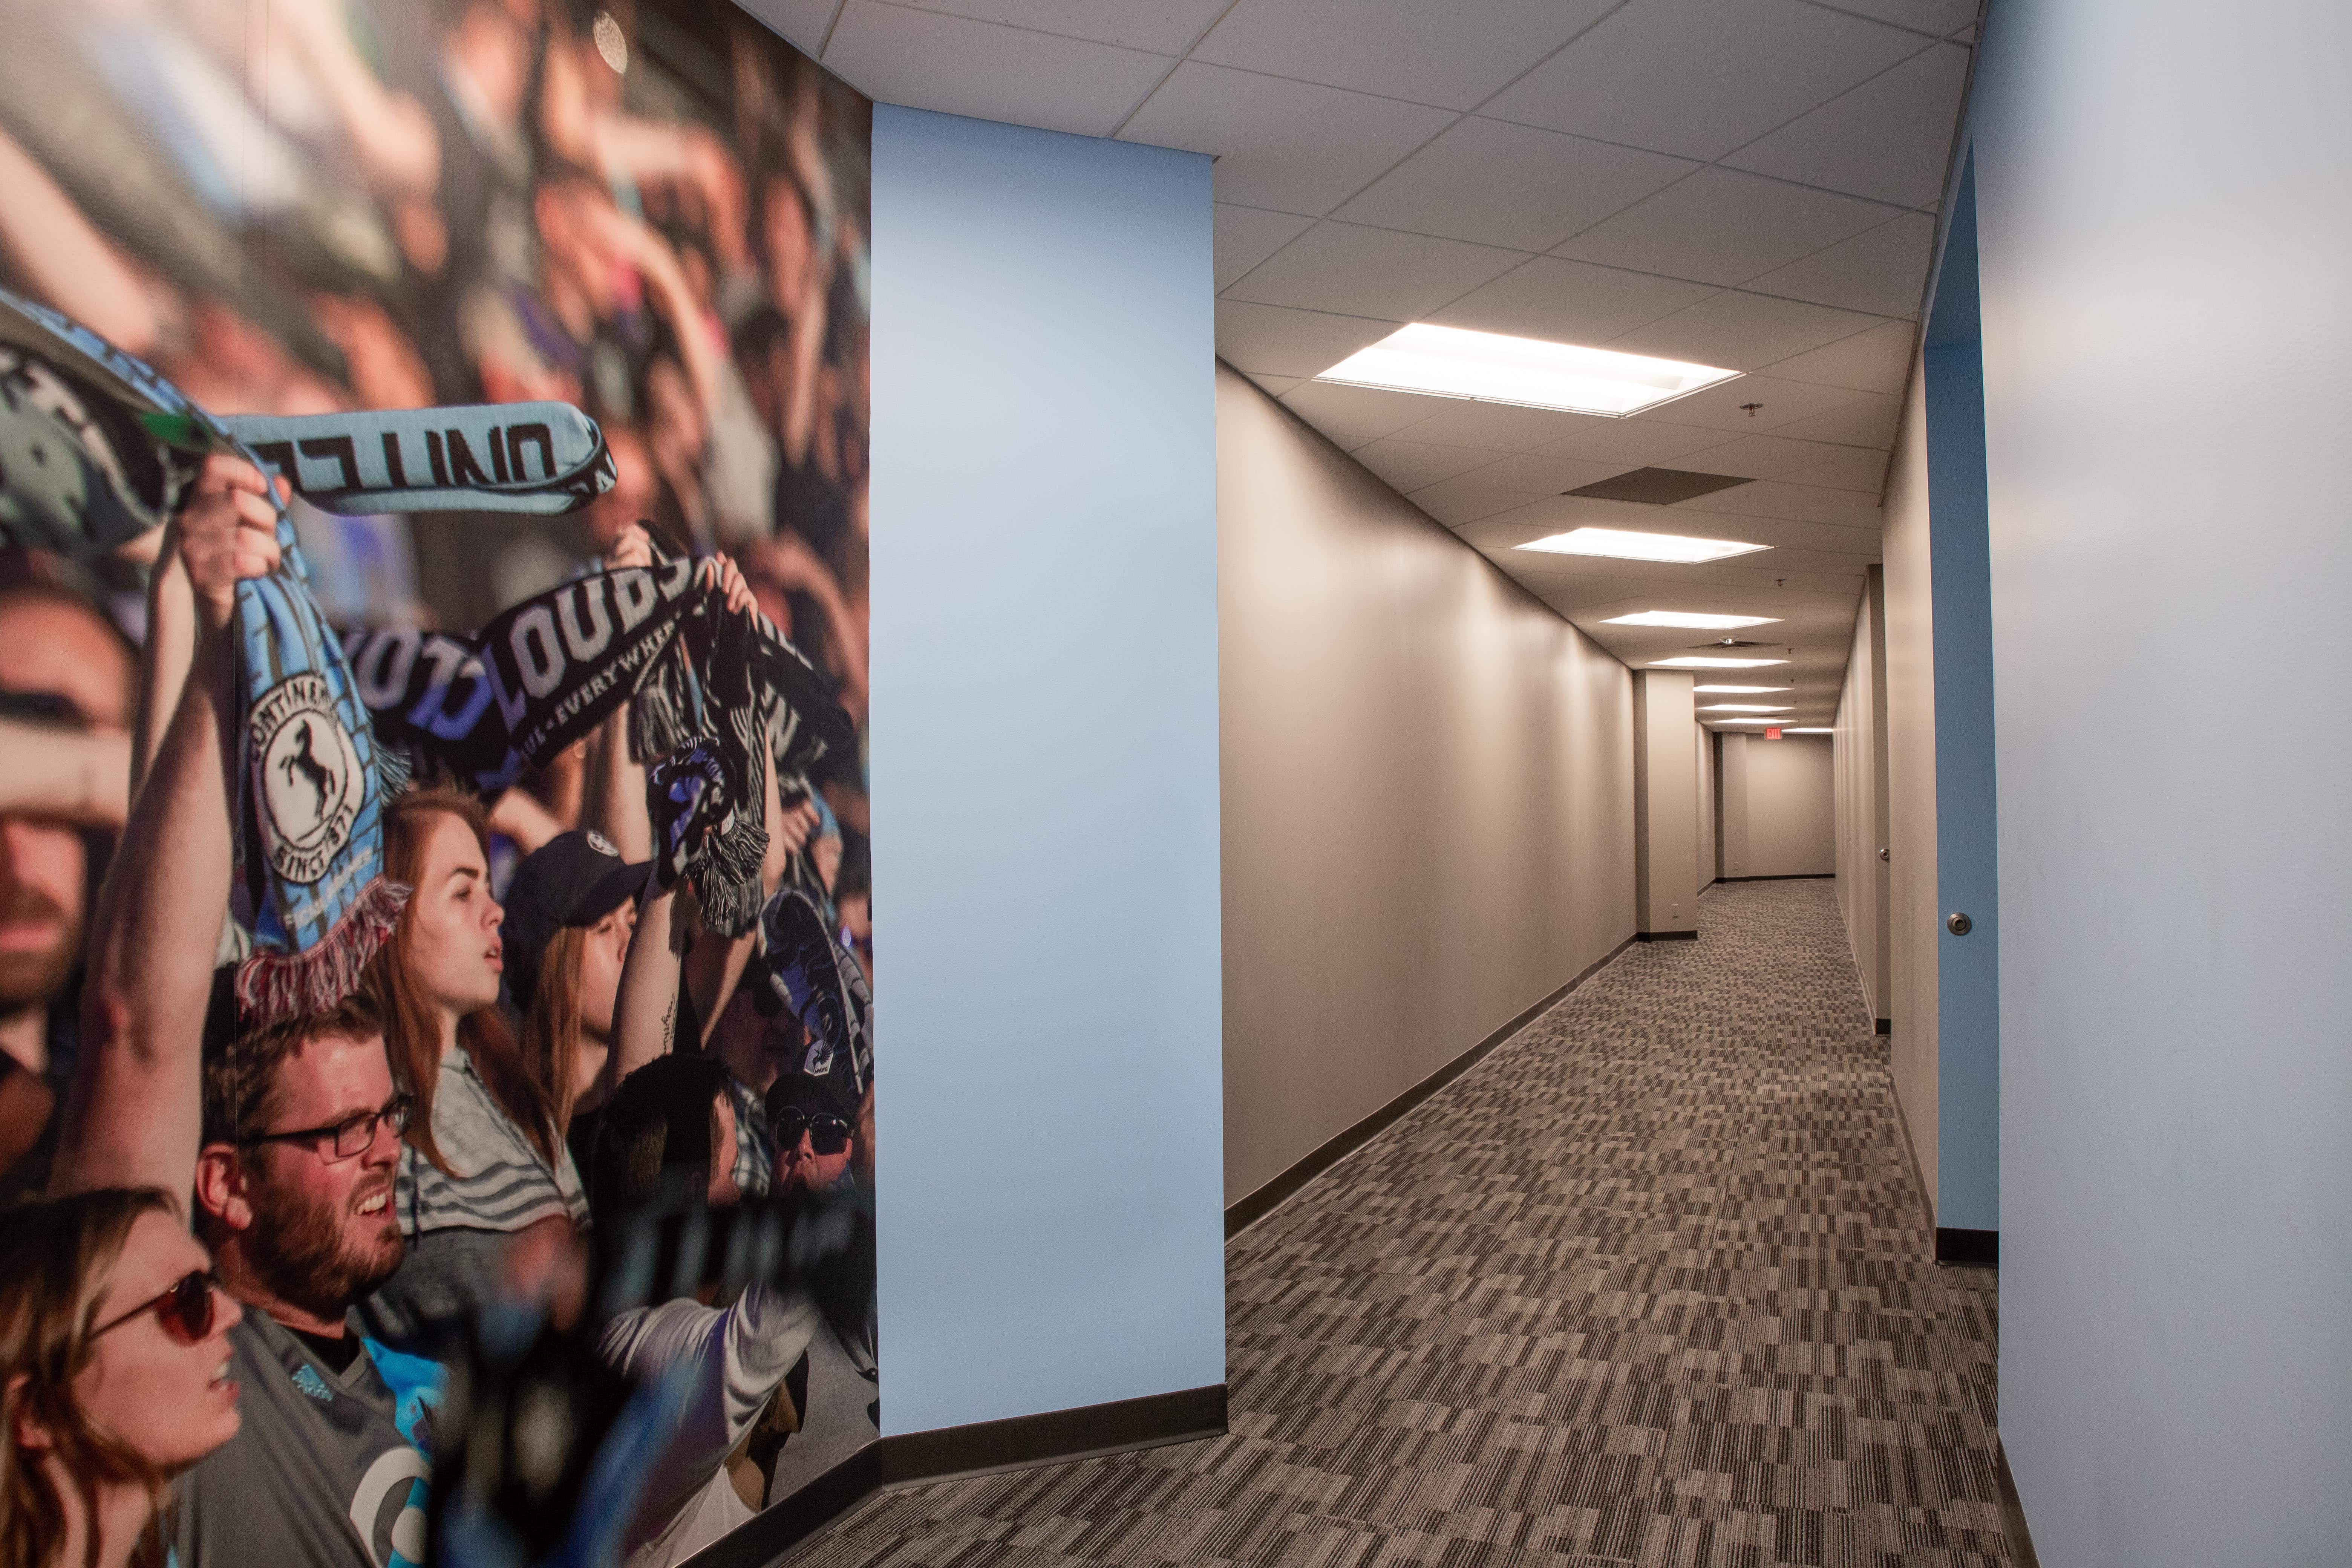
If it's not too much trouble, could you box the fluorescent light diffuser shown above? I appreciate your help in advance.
[1649,656,1788,669]
[1699,704,1793,713]
[1315,324,1739,417]
[1602,611,1782,630]
[1785,727,1832,733]
[1694,684,1787,694]
[1517,527,1767,564]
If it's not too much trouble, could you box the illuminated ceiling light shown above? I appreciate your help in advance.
[1602,610,1782,630]
[1649,656,1789,668]
[1785,727,1832,733]
[1698,703,1793,713]
[1516,526,1767,564]
[1315,324,1740,417]
[1694,684,1787,694]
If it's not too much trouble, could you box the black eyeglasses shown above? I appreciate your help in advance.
[93,1270,222,1345]
[239,1094,412,1162]
[772,1107,852,1156]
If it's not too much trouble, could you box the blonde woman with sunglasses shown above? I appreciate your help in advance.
[0,1187,243,1568]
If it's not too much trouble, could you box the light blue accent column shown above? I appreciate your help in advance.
[866,106,1224,1435]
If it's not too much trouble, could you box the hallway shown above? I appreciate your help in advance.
[790,882,2010,1568]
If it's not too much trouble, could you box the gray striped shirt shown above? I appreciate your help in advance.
[394,1049,588,1237]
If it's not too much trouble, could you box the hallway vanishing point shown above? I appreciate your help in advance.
[790,881,2011,1568]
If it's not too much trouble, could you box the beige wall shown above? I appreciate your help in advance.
[1217,365,1635,1206]
[1833,571,1890,1021]
[1633,672,1698,934]
[1880,368,1940,1213]
[1695,722,1716,894]
[1744,737,1835,875]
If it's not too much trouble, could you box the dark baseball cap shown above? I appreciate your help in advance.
[502,829,650,1006]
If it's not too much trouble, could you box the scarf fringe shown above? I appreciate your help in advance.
[235,876,410,1026]
[375,744,412,797]
[696,868,764,939]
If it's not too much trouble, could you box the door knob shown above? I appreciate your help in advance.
[1946,911,1972,936]
[1878,847,1890,862]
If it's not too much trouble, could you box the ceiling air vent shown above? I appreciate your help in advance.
[1689,638,1772,648]
[1562,467,1750,505]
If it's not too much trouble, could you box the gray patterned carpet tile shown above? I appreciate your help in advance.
[786,880,2007,1568]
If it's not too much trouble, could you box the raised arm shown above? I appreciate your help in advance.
[594,879,681,1104]
[49,456,280,1202]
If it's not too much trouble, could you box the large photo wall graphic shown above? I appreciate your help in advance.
[0,2,876,1564]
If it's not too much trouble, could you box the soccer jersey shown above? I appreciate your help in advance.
[170,1311,441,1568]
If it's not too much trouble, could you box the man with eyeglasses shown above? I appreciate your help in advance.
[51,453,435,1566]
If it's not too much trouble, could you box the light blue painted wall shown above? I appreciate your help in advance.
[1966,2,2352,1560]
[866,106,1225,1436]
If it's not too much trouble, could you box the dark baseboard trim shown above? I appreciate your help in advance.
[1936,1227,1998,1267]
[1874,1017,1891,1035]
[1634,928,1698,941]
[1886,1070,1937,1242]
[684,1385,1228,1568]
[1718,873,1836,882]
[1995,1438,2043,1568]
[1225,934,1638,1239]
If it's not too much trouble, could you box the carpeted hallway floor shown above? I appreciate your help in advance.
[785,880,2012,1568]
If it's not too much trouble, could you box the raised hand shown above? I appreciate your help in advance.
[176,454,280,631]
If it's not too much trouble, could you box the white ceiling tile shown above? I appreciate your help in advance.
[1759,391,1902,447]
[1675,433,1864,480]
[1214,205,1317,291]
[874,0,1231,53]
[1551,167,1899,286]
[1742,213,1936,317]
[823,2,1170,136]
[1775,448,1890,492]
[1480,0,1925,161]
[1391,400,1612,452]
[1610,289,1890,370]
[1190,0,1617,109]
[1222,222,1527,320]
[1458,453,1638,493]
[1279,380,1459,443]
[1529,420,1738,466]
[1407,475,1555,525]
[735,0,840,56]
[1757,318,1917,392]
[1674,480,1884,527]
[1804,0,1981,43]
[1334,118,1697,253]
[1349,438,1503,491]
[1117,62,1455,215]
[1724,43,1973,207]
[1471,493,1712,535]
[1214,300,1398,378]
[1241,372,1305,398]
[1636,373,1871,433]
[1429,257,1716,345]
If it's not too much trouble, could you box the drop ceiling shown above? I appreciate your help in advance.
[740,0,1982,728]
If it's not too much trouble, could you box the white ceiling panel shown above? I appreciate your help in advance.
[1391,399,1612,452]
[876,0,1232,54]
[1610,289,1890,370]
[1725,42,1973,207]
[1116,62,1455,214]
[1775,447,1890,493]
[1636,373,1871,434]
[1479,0,1925,161]
[1457,452,1640,493]
[1190,0,1618,110]
[1429,257,1717,345]
[1552,167,1899,287]
[1675,480,1885,527]
[1244,372,1305,397]
[1529,419,1737,467]
[1350,438,1507,491]
[1222,222,1527,320]
[1758,318,1917,392]
[1214,300,1398,379]
[734,0,836,55]
[1333,118,1697,253]
[823,2,1170,136]
[1674,433,1864,480]
[1470,493,1718,535]
[1214,204,1318,291]
[1278,380,1461,442]
[1761,391,1903,447]
[1743,213,1936,317]
[1807,0,1981,37]
[1407,475,1556,525]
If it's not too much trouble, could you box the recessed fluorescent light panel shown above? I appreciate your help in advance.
[1602,611,1782,630]
[1699,704,1794,713]
[1649,656,1789,668]
[1315,324,1739,417]
[1516,527,1768,564]
[1785,727,1832,733]
[1694,685,1788,694]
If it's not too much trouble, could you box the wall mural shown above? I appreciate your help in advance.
[0,1,875,1563]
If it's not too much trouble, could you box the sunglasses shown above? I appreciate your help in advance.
[238,1094,412,1162]
[92,1270,222,1346]
[772,1107,852,1156]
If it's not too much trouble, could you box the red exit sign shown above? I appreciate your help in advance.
[1765,726,1782,739]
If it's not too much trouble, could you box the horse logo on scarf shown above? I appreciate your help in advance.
[253,672,364,886]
